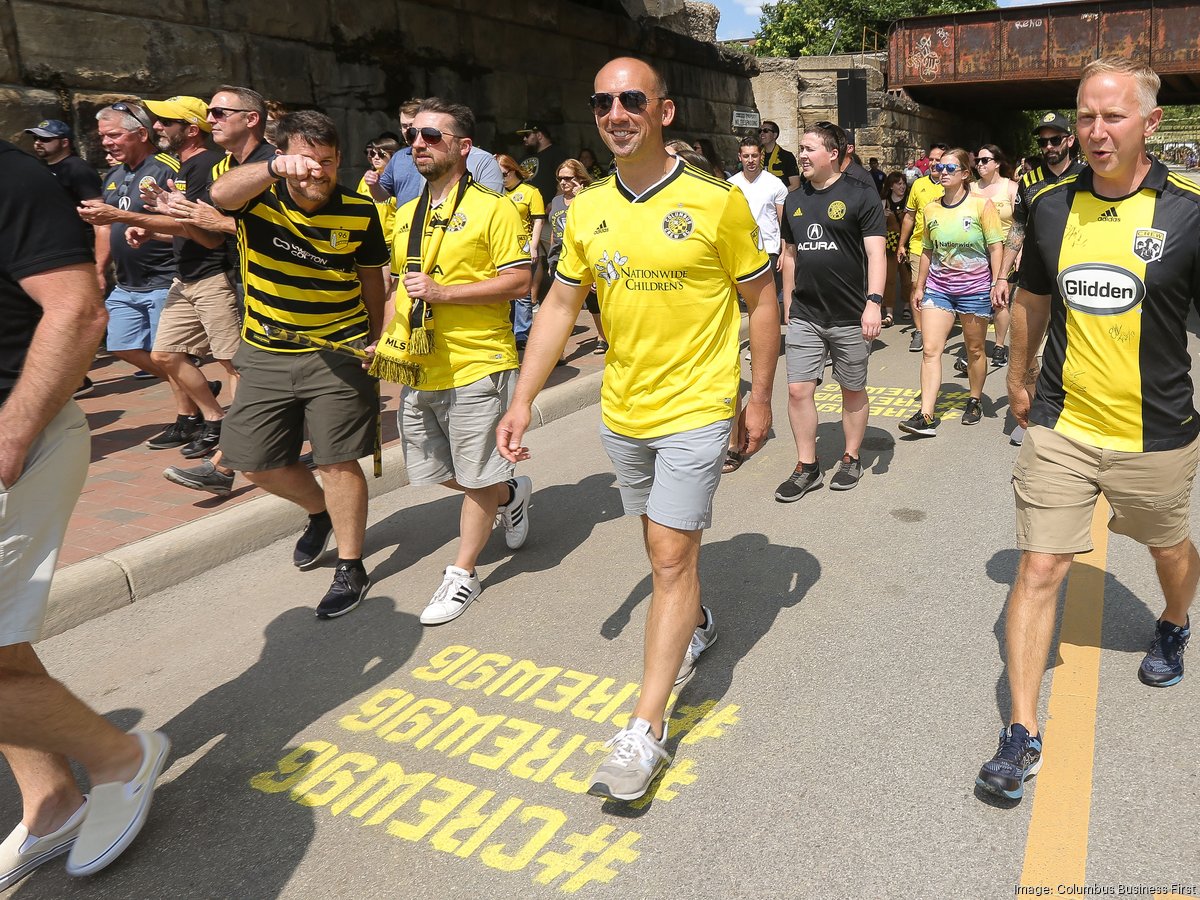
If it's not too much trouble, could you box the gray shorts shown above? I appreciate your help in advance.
[399,369,516,489]
[785,319,870,390]
[599,418,732,532]
[0,402,89,646]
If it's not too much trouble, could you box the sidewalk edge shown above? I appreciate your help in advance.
[45,369,604,639]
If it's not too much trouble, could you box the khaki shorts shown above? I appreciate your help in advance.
[152,273,242,360]
[1013,424,1200,553]
[399,369,516,489]
[907,250,921,285]
[221,342,378,472]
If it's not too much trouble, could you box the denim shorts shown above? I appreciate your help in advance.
[105,285,170,351]
[921,287,992,319]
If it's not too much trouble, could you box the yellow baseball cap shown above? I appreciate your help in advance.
[144,96,211,132]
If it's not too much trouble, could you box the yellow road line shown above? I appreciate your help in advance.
[1020,497,1110,886]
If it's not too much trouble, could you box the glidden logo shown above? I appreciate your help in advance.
[1058,263,1145,316]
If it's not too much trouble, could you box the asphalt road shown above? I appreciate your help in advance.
[5,321,1198,900]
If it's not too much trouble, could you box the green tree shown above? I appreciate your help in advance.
[756,0,997,58]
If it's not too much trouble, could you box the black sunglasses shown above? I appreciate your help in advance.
[975,156,995,164]
[588,90,663,114]
[759,127,777,134]
[157,118,187,127]
[1036,135,1067,148]
[365,148,388,157]
[111,101,153,131]
[208,107,252,120]
[405,126,463,145]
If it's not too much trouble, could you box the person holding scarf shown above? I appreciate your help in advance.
[372,97,534,626]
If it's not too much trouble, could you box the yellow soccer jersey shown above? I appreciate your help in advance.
[386,178,530,390]
[556,159,770,439]
[905,173,944,255]
[506,182,546,253]
[356,174,397,244]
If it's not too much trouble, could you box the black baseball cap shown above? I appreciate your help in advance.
[24,119,72,139]
[516,123,549,137]
[1033,112,1070,135]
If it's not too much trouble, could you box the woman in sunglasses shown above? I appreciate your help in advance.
[545,159,607,355]
[356,137,400,236]
[495,154,545,349]
[969,144,1017,368]
[899,147,1004,436]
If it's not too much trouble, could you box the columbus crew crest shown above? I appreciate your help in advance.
[827,201,846,220]
[1132,228,1165,263]
[662,210,694,240]
[447,212,468,233]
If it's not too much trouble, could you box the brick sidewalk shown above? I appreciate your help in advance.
[63,314,605,568]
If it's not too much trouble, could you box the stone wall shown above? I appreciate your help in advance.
[0,0,757,178]
[752,54,990,174]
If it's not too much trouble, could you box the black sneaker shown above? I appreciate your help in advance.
[828,454,862,491]
[898,411,939,437]
[163,460,234,495]
[180,420,222,459]
[954,354,968,374]
[962,398,983,425]
[294,512,334,570]
[316,563,370,619]
[1138,617,1190,687]
[146,416,203,449]
[976,723,1043,800]
[774,464,822,502]
[73,377,95,399]
[993,345,1009,367]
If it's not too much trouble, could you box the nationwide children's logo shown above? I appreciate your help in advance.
[1133,228,1166,263]
[662,210,694,240]
[329,229,350,249]
[596,250,628,285]
[827,200,846,220]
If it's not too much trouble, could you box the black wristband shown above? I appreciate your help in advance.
[866,293,883,305]
[266,156,281,180]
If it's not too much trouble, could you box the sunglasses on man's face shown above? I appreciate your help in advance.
[932,163,962,173]
[1037,135,1067,148]
[588,90,662,115]
[405,126,463,145]
[759,127,777,135]
[208,107,251,120]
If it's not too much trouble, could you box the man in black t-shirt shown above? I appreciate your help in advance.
[775,122,886,500]
[759,120,801,191]
[0,140,170,885]
[24,119,103,263]
[517,123,569,208]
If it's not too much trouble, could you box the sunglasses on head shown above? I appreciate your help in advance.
[208,106,252,120]
[405,126,463,145]
[932,162,962,173]
[588,90,663,114]
[1037,134,1067,148]
[111,101,153,130]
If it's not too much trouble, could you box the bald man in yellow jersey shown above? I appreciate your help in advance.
[497,57,779,801]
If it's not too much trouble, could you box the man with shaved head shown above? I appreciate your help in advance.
[498,56,779,801]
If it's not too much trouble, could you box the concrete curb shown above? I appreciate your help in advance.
[45,369,605,640]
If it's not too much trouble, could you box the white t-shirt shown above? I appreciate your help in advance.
[727,169,787,254]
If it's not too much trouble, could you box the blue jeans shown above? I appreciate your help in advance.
[511,297,533,343]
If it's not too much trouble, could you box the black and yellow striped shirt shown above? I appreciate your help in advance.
[232,182,389,352]
[1021,158,1200,452]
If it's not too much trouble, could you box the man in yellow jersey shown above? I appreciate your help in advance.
[978,58,1200,802]
[377,98,533,627]
[210,111,388,620]
[896,141,947,352]
[496,57,778,802]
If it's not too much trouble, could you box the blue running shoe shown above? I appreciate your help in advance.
[976,724,1042,800]
[1139,617,1190,687]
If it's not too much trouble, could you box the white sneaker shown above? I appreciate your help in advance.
[498,476,532,550]
[0,798,89,890]
[675,606,717,686]
[66,730,170,876]
[420,566,481,625]
[587,718,672,801]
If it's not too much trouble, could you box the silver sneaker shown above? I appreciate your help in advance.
[498,475,532,550]
[587,718,671,801]
[676,607,717,686]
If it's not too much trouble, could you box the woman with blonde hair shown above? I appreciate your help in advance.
[496,153,546,349]
[899,147,1004,436]
[546,159,608,354]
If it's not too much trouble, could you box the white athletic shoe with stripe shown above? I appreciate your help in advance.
[499,475,532,550]
[420,566,481,625]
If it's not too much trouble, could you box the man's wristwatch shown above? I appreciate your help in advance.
[866,293,883,305]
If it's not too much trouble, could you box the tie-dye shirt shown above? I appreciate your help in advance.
[922,193,1003,296]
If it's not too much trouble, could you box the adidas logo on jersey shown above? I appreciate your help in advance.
[594,220,608,235]
[1098,207,1120,222]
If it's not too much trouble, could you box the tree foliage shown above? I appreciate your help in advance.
[755,0,997,58]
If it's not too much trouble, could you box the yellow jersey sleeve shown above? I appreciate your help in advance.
[717,186,772,282]
[527,184,546,219]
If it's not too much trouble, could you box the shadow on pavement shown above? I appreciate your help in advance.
[984,547,1158,728]
[815,421,894,476]
[11,601,422,899]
